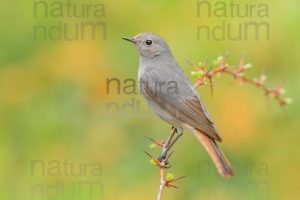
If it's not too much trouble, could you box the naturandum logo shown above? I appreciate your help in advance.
[33,1,107,41]
[196,1,270,41]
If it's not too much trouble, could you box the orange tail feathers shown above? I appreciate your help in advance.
[194,130,234,178]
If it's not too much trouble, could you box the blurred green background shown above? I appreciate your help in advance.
[0,0,299,199]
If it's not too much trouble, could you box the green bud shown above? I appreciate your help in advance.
[149,143,157,149]
[191,71,204,77]
[150,159,157,165]
[244,63,252,69]
[217,56,223,62]
[285,97,293,104]
[197,70,204,76]
[166,173,174,181]
[280,89,286,95]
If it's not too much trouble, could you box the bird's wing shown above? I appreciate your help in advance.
[140,72,222,142]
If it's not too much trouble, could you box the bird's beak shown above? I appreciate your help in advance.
[122,37,136,44]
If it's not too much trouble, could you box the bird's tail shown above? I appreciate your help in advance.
[193,130,234,178]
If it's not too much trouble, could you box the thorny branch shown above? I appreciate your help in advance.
[145,128,185,200]
[145,52,291,200]
[188,52,292,106]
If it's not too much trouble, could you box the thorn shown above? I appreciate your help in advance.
[165,176,186,188]
[144,136,156,142]
[205,67,214,97]
[144,136,163,147]
[166,184,178,189]
[167,176,187,184]
[202,58,208,70]
[144,150,155,158]
[208,78,214,97]
[185,59,199,71]
[277,80,286,88]
[144,151,159,164]
[144,151,169,168]
[167,151,174,160]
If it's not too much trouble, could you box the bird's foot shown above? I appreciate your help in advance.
[157,127,183,162]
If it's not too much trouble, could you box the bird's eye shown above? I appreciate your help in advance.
[145,40,152,45]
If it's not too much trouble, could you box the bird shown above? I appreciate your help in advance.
[122,33,234,178]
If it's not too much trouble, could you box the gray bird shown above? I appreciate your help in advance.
[123,33,233,178]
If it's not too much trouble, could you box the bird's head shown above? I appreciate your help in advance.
[122,32,172,60]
